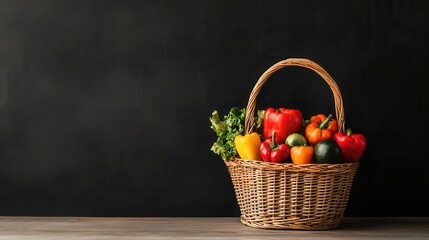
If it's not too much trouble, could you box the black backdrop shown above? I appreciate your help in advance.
[0,0,428,217]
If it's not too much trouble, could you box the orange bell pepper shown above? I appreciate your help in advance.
[309,114,338,133]
[290,145,314,164]
[305,114,338,146]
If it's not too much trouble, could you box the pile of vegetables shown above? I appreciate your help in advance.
[210,107,366,164]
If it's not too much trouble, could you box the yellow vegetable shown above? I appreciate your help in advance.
[234,132,262,161]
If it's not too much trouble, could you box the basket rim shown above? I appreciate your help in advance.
[225,158,359,172]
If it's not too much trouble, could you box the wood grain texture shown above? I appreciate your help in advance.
[0,217,428,239]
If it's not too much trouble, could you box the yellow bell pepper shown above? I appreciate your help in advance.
[234,132,262,160]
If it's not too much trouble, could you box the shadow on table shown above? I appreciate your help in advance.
[338,217,429,231]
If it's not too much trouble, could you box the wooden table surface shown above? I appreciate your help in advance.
[0,217,428,239]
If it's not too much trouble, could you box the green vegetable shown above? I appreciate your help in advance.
[285,133,307,148]
[210,107,264,161]
[314,139,342,164]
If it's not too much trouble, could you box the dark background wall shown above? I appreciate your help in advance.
[0,0,427,217]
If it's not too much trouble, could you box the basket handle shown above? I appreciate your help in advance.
[245,58,345,134]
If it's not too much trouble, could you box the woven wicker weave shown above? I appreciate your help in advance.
[224,58,359,230]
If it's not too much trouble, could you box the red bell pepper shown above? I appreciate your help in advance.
[263,107,302,144]
[260,132,290,163]
[333,129,366,163]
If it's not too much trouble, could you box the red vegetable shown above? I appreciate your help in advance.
[333,129,366,163]
[260,132,290,163]
[263,107,302,144]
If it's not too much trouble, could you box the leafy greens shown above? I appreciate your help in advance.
[209,107,264,160]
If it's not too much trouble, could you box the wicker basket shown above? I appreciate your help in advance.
[224,58,359,230]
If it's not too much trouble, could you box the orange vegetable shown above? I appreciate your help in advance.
[309,114,338,133]
[305,114,338,146]
[290,145,314,164]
